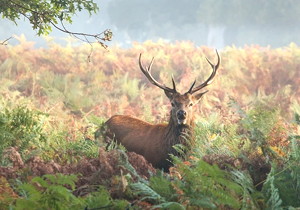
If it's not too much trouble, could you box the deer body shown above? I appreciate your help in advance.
[106,113,194,169]
[104,51,220,170]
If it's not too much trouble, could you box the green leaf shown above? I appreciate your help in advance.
[295,112,300,125]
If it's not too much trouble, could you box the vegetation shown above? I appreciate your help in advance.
[0,0,112,46]
[0,39,300,209]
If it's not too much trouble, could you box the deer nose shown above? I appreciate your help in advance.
[177,110,186,120]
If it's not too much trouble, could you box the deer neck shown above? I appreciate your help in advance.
[164,112,195,155]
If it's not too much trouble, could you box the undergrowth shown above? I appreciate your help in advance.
[7,174,129,210]
[0,42,300,209]
[1,92,299,209]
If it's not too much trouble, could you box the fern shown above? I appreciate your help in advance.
[262,158,300,209]
[14,174,84,210]
[12,174,129,210]
[149,171,177,201]
[231,170,262,209]
[288,137,300,204]
[130,170,185,209]
[84,186,129,210]
[170,159,242,209]
[69,138,99,158]
[0,105,46,164]
[118,149,143,181]
[263,167,283,210]
[241,103,279,142]
[131,182,165,203]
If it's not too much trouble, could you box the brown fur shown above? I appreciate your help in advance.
[105,114,194,170]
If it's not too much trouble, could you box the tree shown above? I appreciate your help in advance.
[0,0,112,47]
[107,0,300,47]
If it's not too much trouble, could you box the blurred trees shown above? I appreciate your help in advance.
[197,0,300,46]
[108,0,300,47]
[197,0,300,27]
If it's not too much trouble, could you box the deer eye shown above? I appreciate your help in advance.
[189,103,193,107]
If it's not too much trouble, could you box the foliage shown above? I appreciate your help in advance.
[0,0,98,36]
[0,41,300,209]
[0,176,18,208]
[14,174,82,210]
[130,159,243,209]
[231,170,263,209]
[0,104,46,163]
[0,0,112,47]
[0,98,100,165]
[174,159,242,209]
[131,181,184,210]
[1,40,300,121]
[233,99,285,159]
[262,137,300,208]
[84,186,129,210]
[149,171,178,202]
[263,167,283,209]
[9,173,129,210]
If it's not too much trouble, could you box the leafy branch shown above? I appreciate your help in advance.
[0,0,112,48]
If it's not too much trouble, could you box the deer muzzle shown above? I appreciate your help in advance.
[177,110,187,125]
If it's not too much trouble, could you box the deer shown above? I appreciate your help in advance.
[104,50,220,171]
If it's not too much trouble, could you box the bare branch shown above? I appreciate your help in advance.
[0,37,13,45]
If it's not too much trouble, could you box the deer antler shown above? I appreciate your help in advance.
[187,50,220,94]
[139,53,177,93]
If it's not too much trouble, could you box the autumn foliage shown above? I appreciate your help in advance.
[0,37,300,209]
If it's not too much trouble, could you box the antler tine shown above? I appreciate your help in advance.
[139,53,177,93]
[188,50,220,94]
[187,79,196,93]
[171,75,177,91]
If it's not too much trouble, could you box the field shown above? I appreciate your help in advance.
[0,37,300,209]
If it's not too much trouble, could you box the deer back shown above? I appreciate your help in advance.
[105,115,170,167]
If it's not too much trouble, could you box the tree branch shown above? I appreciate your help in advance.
[0,37,13,45]
[6,0,112,48]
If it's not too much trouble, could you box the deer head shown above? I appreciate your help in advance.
[139,50,220,126]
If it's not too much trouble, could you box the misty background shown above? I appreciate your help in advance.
[1,0,299,48]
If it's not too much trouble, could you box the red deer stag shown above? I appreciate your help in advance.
[104,50,220,170]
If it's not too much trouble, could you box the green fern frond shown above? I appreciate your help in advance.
[118,149,143,181]
[232,170,262,209]
[263,167,283,209]
[149,171,177,201]
[131,182,165,203]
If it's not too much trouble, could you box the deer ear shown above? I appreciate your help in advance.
[164,90,174,100]
[194,90,208,102]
